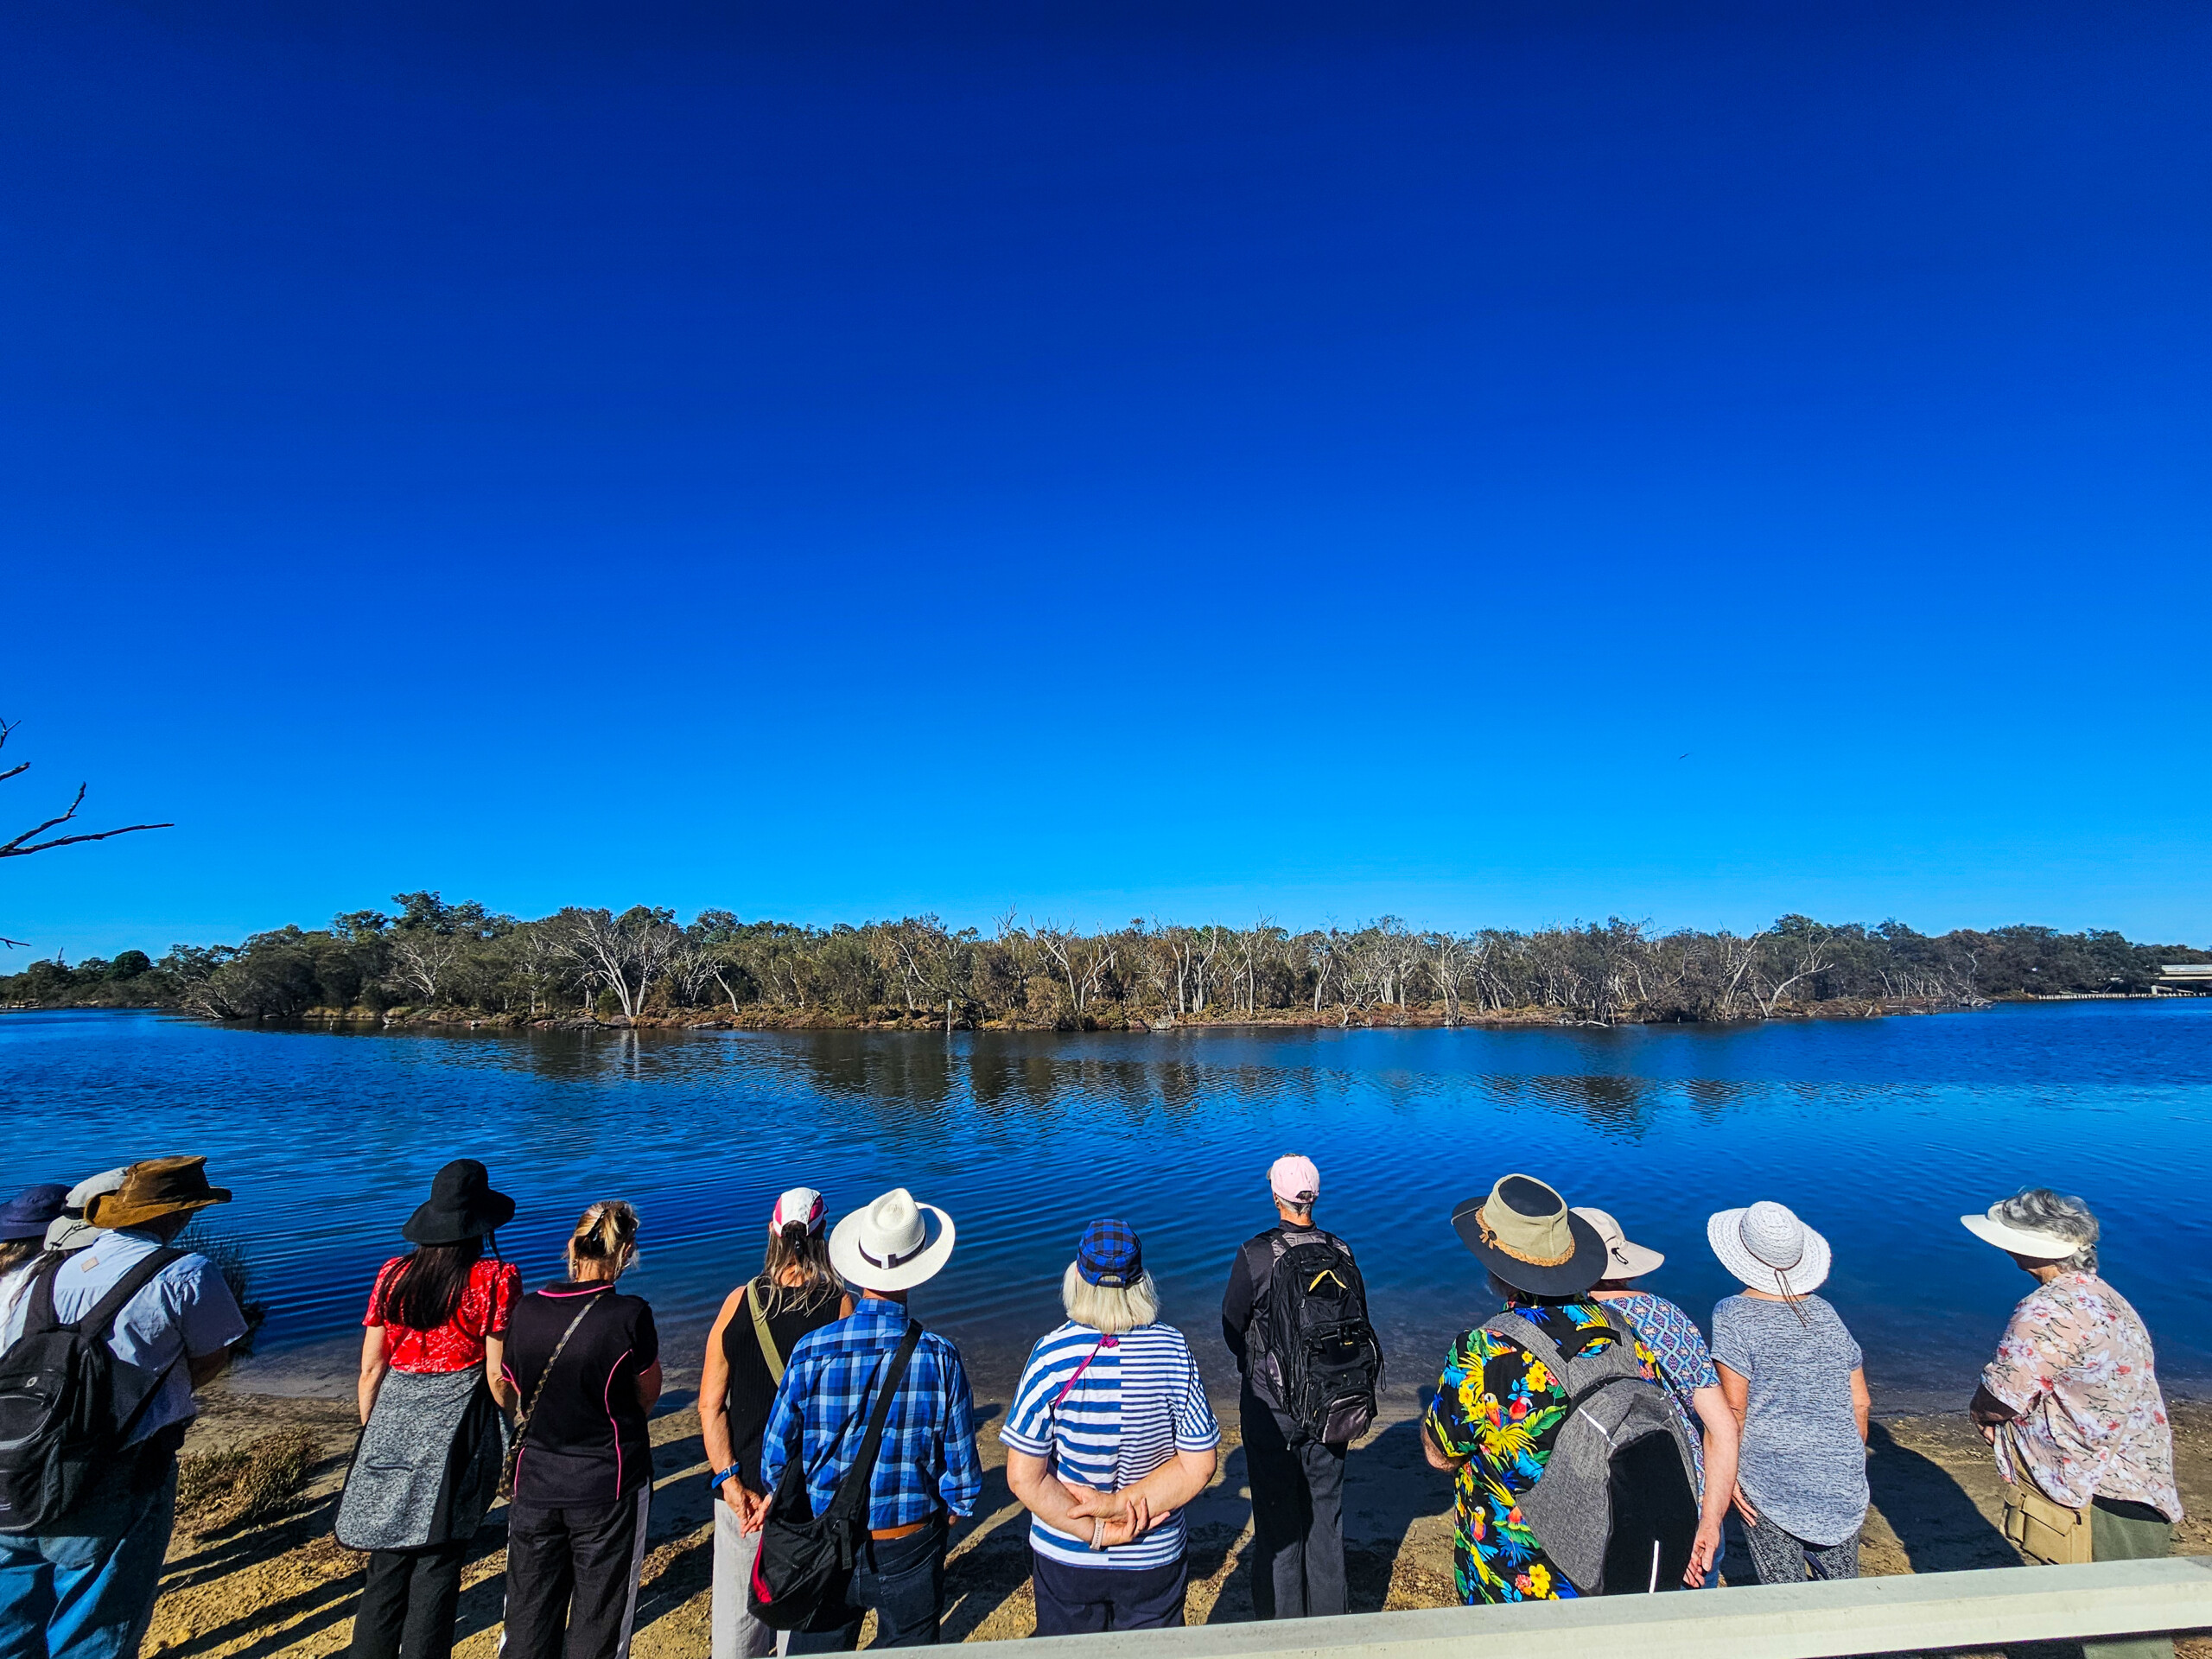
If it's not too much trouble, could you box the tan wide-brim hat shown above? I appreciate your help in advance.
[1452,1174,1609,1298]
[85,1155,231,1232]
[830,1186,957,1294]
[1572,1206,1667,1281]
[1961,1205,2082,1260]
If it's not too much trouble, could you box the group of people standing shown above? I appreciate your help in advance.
[0,1149,2183,1659]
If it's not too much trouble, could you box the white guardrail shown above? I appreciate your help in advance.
[1024,1557,2212,1659]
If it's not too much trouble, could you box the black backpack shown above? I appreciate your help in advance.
[748,1319,924,1630]
[1247,1231,1382,1446]
[0,1248,184,1534]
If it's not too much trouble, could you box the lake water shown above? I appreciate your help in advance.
[6,1002,2209,1412]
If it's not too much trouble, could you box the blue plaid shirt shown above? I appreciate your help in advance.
[760,1298,982,1529]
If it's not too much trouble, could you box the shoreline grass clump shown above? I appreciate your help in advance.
[175,1427,320,1534]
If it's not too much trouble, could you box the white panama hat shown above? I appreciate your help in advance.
[1960,1203,2082,1261]
[1572,1205,1667,1281]
[829,1186,957,1294]
[1708,1200,1832,1297]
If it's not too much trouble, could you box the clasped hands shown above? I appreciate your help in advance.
[1062,1479,1154,1548]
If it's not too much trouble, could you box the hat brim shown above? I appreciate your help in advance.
[1708,1208,1832,1296]
[830,1204,957,1293]
[401,1188,517,1246]
[86,1188,232,1232]
[1961,1213,2081,1261]
[1452,1204,1611,1298]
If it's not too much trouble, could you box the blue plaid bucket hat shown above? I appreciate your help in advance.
[1077,1218,1143,1287]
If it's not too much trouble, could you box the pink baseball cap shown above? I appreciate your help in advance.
[771,1186,826,1236]
[1269,1154,1320,1205]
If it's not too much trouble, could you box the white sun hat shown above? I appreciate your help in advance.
[1961,1203,2082,1261]
[1708,1200,1832,1297]
[830,1186,957,1294]
[1572,1206,1666,1281]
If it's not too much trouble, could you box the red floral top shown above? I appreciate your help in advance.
[364,1255,522,1375]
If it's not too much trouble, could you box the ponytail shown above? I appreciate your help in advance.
[761,1217,839,1316]
[567,1199,640,1281]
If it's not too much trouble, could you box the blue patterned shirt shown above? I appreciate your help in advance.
[760,1298,982,1529]
[1606,1291,1720,1493]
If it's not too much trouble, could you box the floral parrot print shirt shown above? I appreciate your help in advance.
[1423,1302,1664,1605]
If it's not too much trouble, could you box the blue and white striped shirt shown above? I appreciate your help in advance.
[1000,1320,1220,1570]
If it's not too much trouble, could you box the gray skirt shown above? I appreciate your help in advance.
[336,1367,509,1552]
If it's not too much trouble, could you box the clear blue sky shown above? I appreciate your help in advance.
[5,0,2209,960]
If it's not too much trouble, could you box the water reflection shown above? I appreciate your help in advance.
[6,1002,2210,1410]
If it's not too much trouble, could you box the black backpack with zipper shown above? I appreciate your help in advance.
[0,1248,184,1534]
[1247,1230,1382,1446]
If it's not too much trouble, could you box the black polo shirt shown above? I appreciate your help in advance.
[505,1280,659,1510]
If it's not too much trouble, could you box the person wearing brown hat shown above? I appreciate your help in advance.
[1420,1175,1700,1604]
[0,1156,247,1659]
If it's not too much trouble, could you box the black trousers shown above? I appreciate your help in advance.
[349,1540,470,1659]
[785,1517,948,1652]
[1241,1391,1346,1619]
[502,1489,652,1659]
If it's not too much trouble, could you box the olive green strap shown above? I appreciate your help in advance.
[747,1281,785,1385]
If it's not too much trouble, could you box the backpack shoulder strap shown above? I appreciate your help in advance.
[747,1281,786,1386]
[1483,1308,1568,1374]
[73,1249,186,1341]
[19,1254,67,1338]
[823,1320,925,1527]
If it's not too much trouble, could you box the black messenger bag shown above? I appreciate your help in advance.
[748,1319,925,1630]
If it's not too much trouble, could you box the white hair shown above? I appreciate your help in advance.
[1993,1187,2100,1272]
[1061,1261,1161,1334]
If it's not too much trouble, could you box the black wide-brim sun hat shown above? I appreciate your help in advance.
[1452,1173,1611,1299]
[403,1158,517,1246]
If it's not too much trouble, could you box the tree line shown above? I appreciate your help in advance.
[5,894,2206,1028]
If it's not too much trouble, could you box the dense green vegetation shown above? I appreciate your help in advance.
[4,896,2205,1028]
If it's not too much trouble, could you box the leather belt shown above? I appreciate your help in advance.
[870,1517,933,1541]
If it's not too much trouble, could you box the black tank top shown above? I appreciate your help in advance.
[721,1276,845,1490]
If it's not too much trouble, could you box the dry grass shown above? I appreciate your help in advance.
[175,1426,322,1534]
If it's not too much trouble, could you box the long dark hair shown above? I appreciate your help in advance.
[0,1240,45,1280]
[760,1222,839,1316]
[386,1236,486,1332]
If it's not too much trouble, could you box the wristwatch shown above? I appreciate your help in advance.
[710,1465,741,1493]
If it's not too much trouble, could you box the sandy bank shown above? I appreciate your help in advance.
[142,1384,2212,1658]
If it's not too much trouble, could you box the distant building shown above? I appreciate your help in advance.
[2152,963,2212,995]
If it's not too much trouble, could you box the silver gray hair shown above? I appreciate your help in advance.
[1993,1187,2100,1272]
[1060,1261,1161,1334]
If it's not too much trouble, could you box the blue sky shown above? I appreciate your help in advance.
[4,0,2209,959]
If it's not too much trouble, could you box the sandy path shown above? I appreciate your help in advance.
[143,1385,2212,1658]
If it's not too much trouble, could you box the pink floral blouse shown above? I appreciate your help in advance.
[1982,1271,2181,1520]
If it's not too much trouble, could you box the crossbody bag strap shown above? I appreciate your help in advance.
[747,1281,786,1386]
[823,1320,925,1528]
[513,1295,601,1454]
[1050,1335,1113,1413]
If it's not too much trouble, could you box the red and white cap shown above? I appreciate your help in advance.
[771,1186,827,1236]
[1269,1154,1320,1205]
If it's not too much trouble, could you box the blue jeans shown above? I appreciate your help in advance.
[0,1456,179,1659]
[785,1517,947,1652]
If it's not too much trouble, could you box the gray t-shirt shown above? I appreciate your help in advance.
[1710,1294,1867,1546]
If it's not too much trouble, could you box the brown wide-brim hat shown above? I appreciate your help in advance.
[1452,1173,1609,1298]
[86,1155,232,1231]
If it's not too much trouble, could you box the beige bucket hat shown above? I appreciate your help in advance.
[1572,1206,1667,1281]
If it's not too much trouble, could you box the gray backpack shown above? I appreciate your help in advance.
[1480,1305,1699,1595]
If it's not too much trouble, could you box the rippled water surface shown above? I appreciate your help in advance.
[7,1002,2209,1409]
